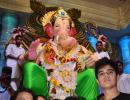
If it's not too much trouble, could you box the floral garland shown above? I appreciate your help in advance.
[50,65,77,93]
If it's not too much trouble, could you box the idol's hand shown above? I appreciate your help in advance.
[28,39,41,60]
[85,54,98,67]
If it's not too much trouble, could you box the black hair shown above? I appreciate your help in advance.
[15,35,22,40]
[11,88,34,100]
[115,60,123,67]
[95,57,118,79]
[115,60,124,75]
[65,96,80,100]
[0,67,12,88]
[96,41,103,46]
[2,67,12,75]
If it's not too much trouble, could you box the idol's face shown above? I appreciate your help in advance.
[53,17,71,36]
[52,17,77,50]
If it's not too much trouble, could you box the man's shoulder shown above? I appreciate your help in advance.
[7,44,15,47]
[120,92,130,97]
[115,92,130,100]
[98,93,130,100]
[20,46,25,50]
[19,45,25,51]
[6,44,16,51]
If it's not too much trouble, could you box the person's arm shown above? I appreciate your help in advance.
[8,81,18,96]
[104,42,112,54]
[85,54,98,67]
[6,55,19,60]
[7,86,15,96]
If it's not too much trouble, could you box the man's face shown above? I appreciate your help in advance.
[96,42,103,52]
[16,92,33,100]
[16,37,22,45]
[117,62,123,73]
[97,65,118,89]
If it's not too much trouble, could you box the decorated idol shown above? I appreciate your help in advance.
[23,8,98,100]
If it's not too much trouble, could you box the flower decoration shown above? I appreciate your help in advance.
[51,64,77,91]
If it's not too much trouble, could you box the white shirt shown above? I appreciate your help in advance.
[94,51,110,59]
[117,73,130,94]
[6,44,25,78]
[6,44,25,67]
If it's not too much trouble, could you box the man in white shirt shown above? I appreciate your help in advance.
[94,41,110,59]
[117,73,130,94]
[116,61,130,94]
[6,35,25,78]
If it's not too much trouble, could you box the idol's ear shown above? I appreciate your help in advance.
[67,8,81,33]
[70,27,77,37]
[43,23,53,38]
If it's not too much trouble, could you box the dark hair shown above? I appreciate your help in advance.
[2,67,12,75]
[95,57,118,79]
[96,41,103,46]
[0,67,12,88]
[11,88,34,100]
[115,60,123,75]
[115,60,123,67]
[35,95,46,100]
[65,96,79,100]
[15,35,22,40]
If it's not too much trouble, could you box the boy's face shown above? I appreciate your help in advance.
[97,65,118,89]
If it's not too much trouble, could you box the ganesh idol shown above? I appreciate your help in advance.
[23,8,99,100]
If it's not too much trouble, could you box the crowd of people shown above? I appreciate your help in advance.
[0,8,130,100]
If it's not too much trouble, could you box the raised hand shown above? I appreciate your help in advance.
[28,39,41,60]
